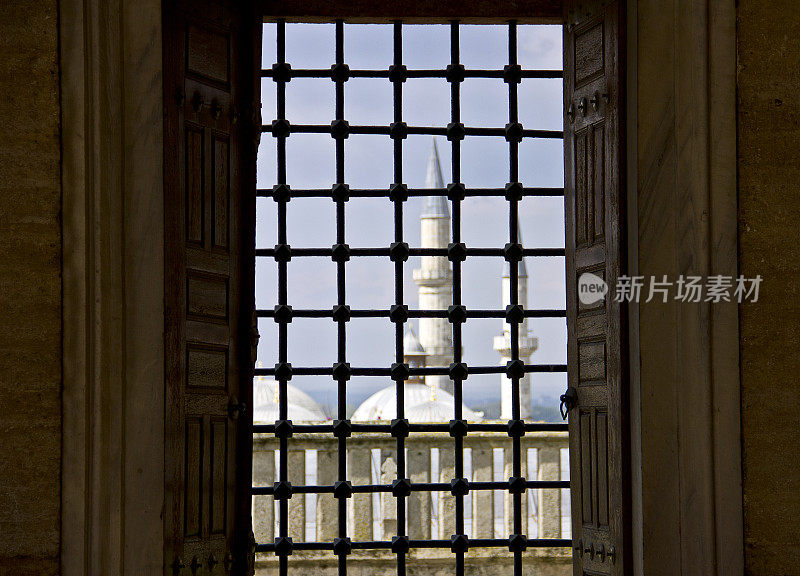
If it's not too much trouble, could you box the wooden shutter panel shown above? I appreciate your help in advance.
[164,1,257,574]
[563,1,629,575]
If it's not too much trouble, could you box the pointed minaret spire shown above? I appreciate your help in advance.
[403,325,425,355]
[502,225,528,278]
[422,138,449,217]
[413,138,454,393]
[425,138,445,188]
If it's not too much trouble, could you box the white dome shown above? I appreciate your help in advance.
[352,383,481,422]
[253,378,327,423]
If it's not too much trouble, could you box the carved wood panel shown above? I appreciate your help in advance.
[164,1,257,574]
[564,1,628,574]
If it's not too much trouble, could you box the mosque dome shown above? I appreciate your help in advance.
[253,377,327,423]
[351,382,482,422]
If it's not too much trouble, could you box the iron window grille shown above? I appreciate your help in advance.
[253,19,570,576]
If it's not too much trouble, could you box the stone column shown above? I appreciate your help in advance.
[417,285,454,393]
[537,446,561,539]
[504,446,528,536]
[380,451,398,538]
[438,446,456,538]
[253,448,275,544]
[408,445,431,539]
[316,448,338,541]
[287,450,305,541]
[348,446,373,540]
[471,443,494,538]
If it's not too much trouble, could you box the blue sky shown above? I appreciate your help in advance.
[256,23,566,414]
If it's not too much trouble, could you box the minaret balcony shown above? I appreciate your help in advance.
[423,345,457,359]
[412,268,452,286]
[493,334,539,358]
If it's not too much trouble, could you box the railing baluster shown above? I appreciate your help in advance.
[408,445,431,539]
[348,446,373,540]
[438,444,456,539]
[253,448,275,543]
[288,450,306,541]
[470,441,494,538]
[316,448,338,540]
[380,450,398,538]
[504,445,528,536]
[537,445,561,539]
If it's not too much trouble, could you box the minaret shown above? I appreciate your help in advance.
[494,227,538,419]
[412,140,454,394]
[403,325,427,385]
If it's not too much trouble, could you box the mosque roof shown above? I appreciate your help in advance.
[253,377,327,423]
[351,382,482,422]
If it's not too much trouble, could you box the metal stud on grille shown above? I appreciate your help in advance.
[254,19,570,576]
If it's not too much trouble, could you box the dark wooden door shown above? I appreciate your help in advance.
[563,1,629,575]
[164,1,258,574]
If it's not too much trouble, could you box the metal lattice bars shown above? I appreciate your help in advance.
[255,247,565,257]
[391,20,409,576]
[261,68,563,79]
[254,365,567,377]
[253,422,570,434]
[507,21,524,576]
[256,187,565,197]
[274,20,290,576]
[275,23,291,575]
[257,19,568,576]
[258,538,572,552]
[256,308,566,318]
[252,480,568,496]
[264,124,562,138]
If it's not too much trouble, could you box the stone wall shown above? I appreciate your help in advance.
[632,1,742,573]
[738,1,800,574]
[253,430,571,576]
[0,1,62,575]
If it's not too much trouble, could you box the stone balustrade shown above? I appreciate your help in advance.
[253,425,571,576]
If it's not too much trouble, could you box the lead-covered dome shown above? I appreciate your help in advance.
[253,378,327,423]
[351,383,482,422]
